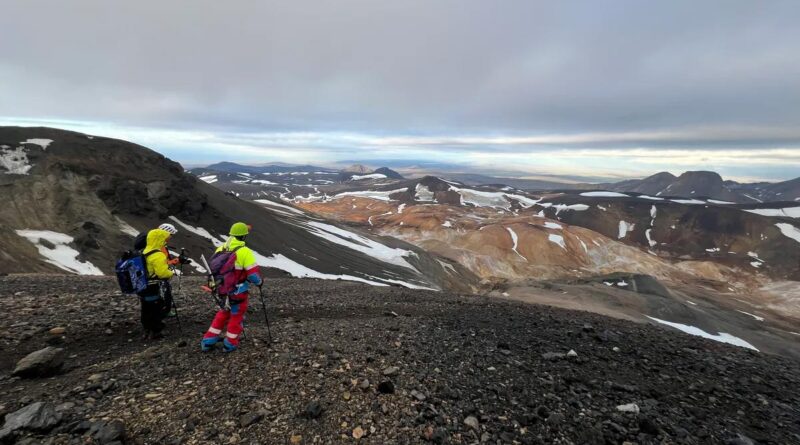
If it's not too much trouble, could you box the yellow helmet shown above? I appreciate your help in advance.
[229,222,251,236]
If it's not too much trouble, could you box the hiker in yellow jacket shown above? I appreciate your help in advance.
[137,228,174,340]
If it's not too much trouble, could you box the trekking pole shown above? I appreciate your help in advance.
[258,285,272,345]
[173,262,183,332]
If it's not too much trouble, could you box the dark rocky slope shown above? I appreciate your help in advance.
[1,275,798,444]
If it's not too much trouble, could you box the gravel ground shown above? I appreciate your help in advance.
[0,275,798,445]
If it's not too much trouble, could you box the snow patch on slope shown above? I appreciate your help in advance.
[0,145,32,174]
[775,223,800,244]
[548,234,567,250]
[618,221,635,239]
[255,199,304,214]
[168,216,225,246]
[505,227,527,261]
[351,173,387,181]
[334,188,407,202]
[746,207,800,218]
[15,230,103,275]
[21,138,53,149]
[303,221,418,271]
[737,310,765,322]
[116,218,139,237]
[580,191,628,198]
[645,229,656,247]
[415,183,435,201]
[255,253,389,287]
[646,316,758,351]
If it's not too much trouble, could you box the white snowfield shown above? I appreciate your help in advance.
[116,218,140,237]
[540,203,590,214]
[543,221,563,230]
[775,223,800,244]
[671,199,705,205]
[334,188,407,201]
[580,191,629,198]
[302,221,418,271]
[450,186,513,210]
[15,230,103,275]
[646,316,759,351]
[254,252,390,287]
[21,138,53,149]
[199,175,218,184]
[0,145,32,175]
[415,183,436,201]
[447,186,542,210]
[168,216,225,246]
[746,207,800,218]
[350,173,387,181]
[250,179,277,185]
[254,199,304,215]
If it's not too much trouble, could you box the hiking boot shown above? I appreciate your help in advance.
[223,339,238,353]
[201,337,220,352]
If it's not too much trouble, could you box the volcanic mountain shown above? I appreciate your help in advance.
[286,176,800,356]
[0,127,475,292]
[593,170,800,204]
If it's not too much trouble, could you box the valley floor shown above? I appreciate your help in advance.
[1,275,799,444]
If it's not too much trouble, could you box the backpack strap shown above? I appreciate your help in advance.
[221,243,244,253]
[143,249,163,281]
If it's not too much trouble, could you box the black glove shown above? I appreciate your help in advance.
[178,253,191,265]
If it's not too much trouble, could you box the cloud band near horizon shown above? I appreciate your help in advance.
[1,1,798,182]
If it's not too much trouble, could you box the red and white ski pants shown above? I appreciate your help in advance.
[203,296,248,347]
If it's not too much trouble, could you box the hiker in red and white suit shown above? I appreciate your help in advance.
[201,222,263,352]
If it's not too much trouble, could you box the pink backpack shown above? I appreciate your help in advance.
[209,246,242,295]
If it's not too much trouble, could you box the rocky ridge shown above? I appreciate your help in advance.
[1,275,799,444]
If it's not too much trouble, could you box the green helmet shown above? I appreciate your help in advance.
[229,222,250,236]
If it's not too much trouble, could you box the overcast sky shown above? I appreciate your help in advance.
[1,1,799,181]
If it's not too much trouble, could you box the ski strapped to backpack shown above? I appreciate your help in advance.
[115,249,159,294]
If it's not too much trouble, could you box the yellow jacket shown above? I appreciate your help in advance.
[215,237,258,273]
[144,229,174,280]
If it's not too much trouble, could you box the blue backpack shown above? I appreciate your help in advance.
[115,250,158,294]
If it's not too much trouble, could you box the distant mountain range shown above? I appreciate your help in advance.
[191,162,799,204]
[593,171,800,203]
[201,161,337,175]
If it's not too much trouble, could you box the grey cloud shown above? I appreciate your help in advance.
[1,0,799,148]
